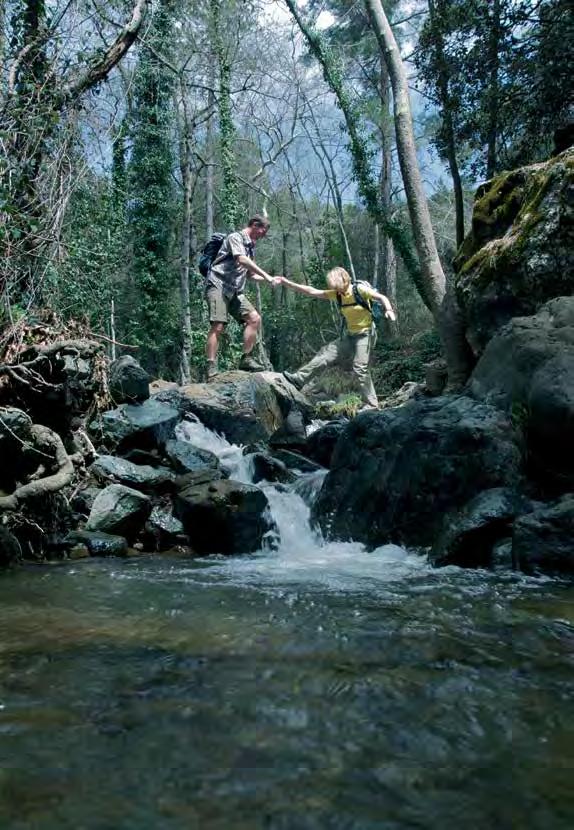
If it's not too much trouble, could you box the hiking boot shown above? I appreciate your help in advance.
[206,360,219,382]
[282,370,304,390]
[238,354,265,372]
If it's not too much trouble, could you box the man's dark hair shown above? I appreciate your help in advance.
[248,214,270,230]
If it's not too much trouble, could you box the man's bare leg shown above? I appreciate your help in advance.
[206,322,224,380]
[239,311,265,371]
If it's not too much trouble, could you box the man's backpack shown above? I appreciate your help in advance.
[198,232,226,277]
[337,280,383,323]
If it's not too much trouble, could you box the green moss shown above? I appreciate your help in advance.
[455,153,564,294]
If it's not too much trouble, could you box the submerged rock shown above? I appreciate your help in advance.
[66,530,128,557]
[312,395,523,548]
[174,479,276,554]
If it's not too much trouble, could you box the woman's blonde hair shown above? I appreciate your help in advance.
[326,267,351,292]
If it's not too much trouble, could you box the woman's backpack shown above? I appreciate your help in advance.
[337,281,383,322]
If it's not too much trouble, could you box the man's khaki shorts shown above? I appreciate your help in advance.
[206,286,256,325]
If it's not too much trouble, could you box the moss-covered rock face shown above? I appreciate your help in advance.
[454,148,574,355]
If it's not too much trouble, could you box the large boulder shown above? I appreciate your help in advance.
[454,147,574,355]
[88,399,180,454]
[469,297,574,487]
[312,395,523,548]
[86,484,152,541]
[153,371,310,445]
[174,479,276,554]
[109,356,150,404]
[512,495,574,575]
[89,455,175,493]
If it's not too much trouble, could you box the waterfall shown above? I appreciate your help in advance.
[174,415,427,589]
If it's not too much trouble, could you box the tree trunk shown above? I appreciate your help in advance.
[429,0,465,248]
[180,140,194,384]
[206,72,215,237]
[486,0,501,178]
[378,56,397,305]
[365,0,446,315]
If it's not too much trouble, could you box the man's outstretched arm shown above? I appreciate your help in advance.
[235,255,281,285]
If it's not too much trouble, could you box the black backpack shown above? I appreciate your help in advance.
[337,281,383,323]
[198,232,226,277]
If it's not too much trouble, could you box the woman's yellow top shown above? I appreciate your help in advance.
[324,282,378,335]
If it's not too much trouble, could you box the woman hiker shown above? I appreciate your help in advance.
[279,267,396,411]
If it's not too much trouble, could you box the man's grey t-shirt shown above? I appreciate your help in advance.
[206,231,255,298]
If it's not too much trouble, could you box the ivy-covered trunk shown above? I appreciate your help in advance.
[127,0,177,376]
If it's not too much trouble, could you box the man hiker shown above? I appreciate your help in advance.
[204,215,282,381]
[279,267,396,410]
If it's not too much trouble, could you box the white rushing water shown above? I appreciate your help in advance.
[175,416,429,591]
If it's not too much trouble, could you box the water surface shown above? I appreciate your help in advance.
[0,420,572,829]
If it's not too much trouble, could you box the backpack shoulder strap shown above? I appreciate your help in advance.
[352,281,372,311]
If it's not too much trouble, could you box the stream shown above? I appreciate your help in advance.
[0,419,573,829]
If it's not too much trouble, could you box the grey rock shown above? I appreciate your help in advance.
[89,399,180,453]
[269,408,308,452]
[86,484,152,541]
[430,488,534,568]
[469,297,574,487]
[272,449,325,474]
[109,356,150,404]
[250,452,296,484]
[305,421,347,468]
[312,395,523,548]
[90,455,175,493]
[70,485,102,515]
[512,495,574,575]
[175,468,224,490]
[174,479,276,554]
[164,439,221,475]
[153,371,310,446]
[145,506,185,551]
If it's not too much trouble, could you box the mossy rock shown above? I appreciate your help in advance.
[454,148,574,354]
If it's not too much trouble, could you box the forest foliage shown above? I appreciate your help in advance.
[1,0,571,387]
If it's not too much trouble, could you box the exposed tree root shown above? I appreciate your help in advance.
[0,423,75,511]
